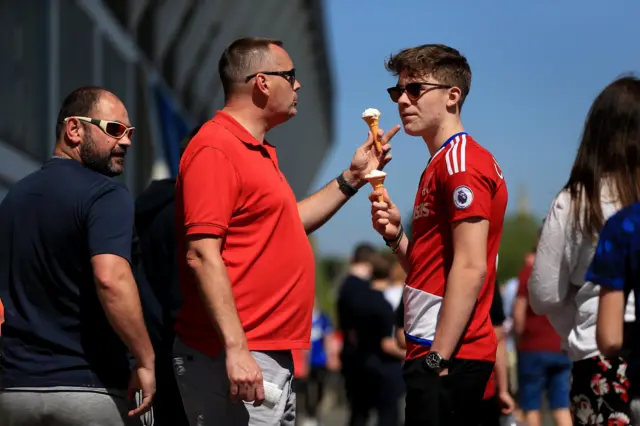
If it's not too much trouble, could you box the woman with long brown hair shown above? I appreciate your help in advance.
[527,75,640,425]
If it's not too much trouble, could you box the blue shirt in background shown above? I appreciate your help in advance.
[310,309,332,368]
[586,202,640,383]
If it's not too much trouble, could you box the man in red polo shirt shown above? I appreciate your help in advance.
[172,37,399,426]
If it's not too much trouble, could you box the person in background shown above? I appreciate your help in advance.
[133,127,202,426]
[588,204,640,424]
[394,303,406,350]
[291,348,309,418]
[392,301,407,424]
[384,252,406,418]
[349,252,405,426]
[383,254,406,311]
[172,37,398,426]
[337,243,376,412]
[500,276,519,394]
[527,76,640,426]
[514,246,572,426]
[299,300,340,426]
[480,280,516,426]
[0,87,155,425]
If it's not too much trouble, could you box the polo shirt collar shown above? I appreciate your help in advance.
[212,110,274,148]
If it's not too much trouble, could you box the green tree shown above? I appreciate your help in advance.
[315,255,346,323]
[309,236,347,322]
[497,213,540,284]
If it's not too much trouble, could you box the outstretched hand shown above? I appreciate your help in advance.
[349,125,401,186]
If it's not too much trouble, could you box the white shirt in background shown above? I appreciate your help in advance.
[528,188,635,361]
[501,277,519,353]
[384,285,404,311]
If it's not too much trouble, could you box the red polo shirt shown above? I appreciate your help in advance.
[174,111,315,356]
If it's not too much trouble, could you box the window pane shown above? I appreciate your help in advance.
[0,1,48,160]
[103,38,129,102]
[59,1,95,99]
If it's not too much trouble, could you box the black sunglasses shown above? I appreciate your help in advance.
[387,82,452,103]
[245,68,296,87]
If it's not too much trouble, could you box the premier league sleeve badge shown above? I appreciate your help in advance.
[453,185,473,209]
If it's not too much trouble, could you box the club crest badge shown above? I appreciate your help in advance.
[453,185,473,209]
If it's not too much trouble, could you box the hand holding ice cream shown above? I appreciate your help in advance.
[362,109,388,200]
[346,110,399,188]
[365,170,387,203]
[362,108,382,153]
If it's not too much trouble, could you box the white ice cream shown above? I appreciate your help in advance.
[365,170,387,179]
[362,108,381,119]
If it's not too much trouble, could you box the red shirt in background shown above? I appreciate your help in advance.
[291,349,309,379]
[516,263,562,353]
[174,112,315,357]
[0,298,4,335]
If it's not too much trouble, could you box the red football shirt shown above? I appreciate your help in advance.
[516,263,563,353]
[174,111,315,356]
[404,132,508,362]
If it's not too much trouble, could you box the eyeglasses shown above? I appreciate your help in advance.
[386,82,452,103]
[245,68,296,87]
[64,116,135,139]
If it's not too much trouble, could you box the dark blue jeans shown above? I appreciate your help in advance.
[518,351,571,411]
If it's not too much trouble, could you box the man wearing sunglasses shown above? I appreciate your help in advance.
[0,87,155,425]
[172,37,399,426]
[369,44,508,426]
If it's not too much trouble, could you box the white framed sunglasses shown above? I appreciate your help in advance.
[64,116,135,139]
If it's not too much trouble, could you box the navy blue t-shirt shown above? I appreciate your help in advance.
[0,158,134,389]
[586,202,640,385]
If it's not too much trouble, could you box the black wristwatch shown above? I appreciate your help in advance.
[336,172,358,197]
[425,351,450,370]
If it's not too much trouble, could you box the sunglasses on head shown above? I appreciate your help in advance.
[64,116,135,139]
[386,82,452,103]
[245,68,296,87]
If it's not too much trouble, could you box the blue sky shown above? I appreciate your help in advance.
[307,0,640,256]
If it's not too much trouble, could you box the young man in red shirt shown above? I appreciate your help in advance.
[369,44,508,426]
[173,37,399,426]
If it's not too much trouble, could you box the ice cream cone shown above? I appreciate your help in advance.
[365,170,387,203]
[362,108,382,153]
[363,116,381,153]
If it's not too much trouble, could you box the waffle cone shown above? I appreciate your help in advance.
[362,116,381,153]
[366,175,386,202]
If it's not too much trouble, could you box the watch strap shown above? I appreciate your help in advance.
[336,172,358,197]
[384,224,404,245]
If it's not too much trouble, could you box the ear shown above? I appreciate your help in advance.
[65,118,84,145]
[255,74,270,96]
[446,87,462,110]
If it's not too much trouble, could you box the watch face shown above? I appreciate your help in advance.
[425,352,441,369]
